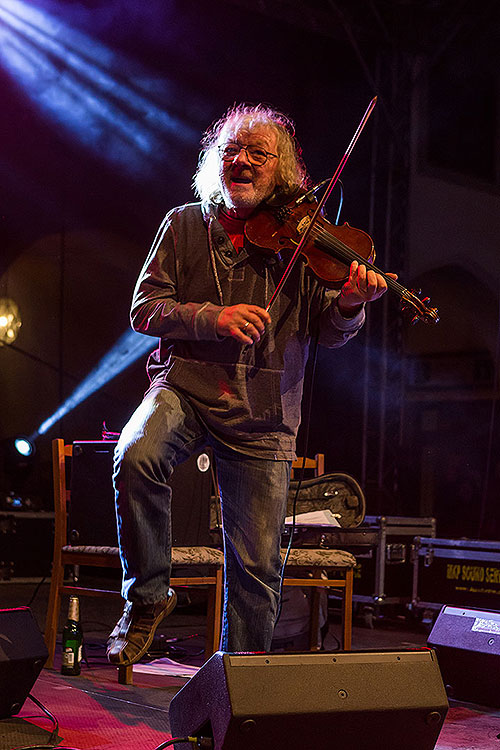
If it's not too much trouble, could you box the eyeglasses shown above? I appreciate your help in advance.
[218,142,278,166]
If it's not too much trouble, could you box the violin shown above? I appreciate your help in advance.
[244,194,439,325]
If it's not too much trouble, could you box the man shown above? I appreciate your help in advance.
[107,103,392,666]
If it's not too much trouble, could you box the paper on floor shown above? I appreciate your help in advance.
[133,657,200,678]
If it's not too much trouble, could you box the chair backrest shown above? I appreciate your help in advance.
[291,453,325,479]
[52,439,73,550]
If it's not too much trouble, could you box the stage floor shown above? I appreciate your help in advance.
[1,580,499,750]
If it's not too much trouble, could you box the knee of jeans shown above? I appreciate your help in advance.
[229,531,282,580]
[114,435,172,483]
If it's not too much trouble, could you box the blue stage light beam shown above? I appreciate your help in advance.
[33,329,154,439]
[0,0,199,179]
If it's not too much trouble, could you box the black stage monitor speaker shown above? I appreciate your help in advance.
[169,650,448,750]
[69,440,214,547]
[0,607,48,718]
[428,604,500,706]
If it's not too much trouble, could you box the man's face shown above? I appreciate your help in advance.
[219,125,279,216]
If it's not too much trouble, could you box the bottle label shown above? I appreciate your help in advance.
[62,648,75,666]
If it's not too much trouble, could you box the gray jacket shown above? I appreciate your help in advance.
[130,201,365,459]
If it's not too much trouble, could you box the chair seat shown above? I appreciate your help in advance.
[172,547,224,566]
[62,544,224,566]
[282,548,356,568]
[62,544,120,556]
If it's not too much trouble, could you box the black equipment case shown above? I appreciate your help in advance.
[69,440,214,547]
[349,515,436,608]
[412,536,500,614]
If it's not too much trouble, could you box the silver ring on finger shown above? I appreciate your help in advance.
[243,321,250,330]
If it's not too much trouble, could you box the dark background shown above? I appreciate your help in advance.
[1,0,499,539]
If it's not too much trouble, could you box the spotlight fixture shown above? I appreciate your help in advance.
[13,436,35,458]
[0,298,22,345]
[4,435,36,474]
[1,436,38,510]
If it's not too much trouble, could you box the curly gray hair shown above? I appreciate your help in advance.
[193,103,309,204]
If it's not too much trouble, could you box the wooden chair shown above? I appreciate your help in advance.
[44,439,224,684]
[281,453,358,650]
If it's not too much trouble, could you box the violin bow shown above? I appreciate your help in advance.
[265,96,378,313]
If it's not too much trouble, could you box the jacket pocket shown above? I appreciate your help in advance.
[162,356,284,431]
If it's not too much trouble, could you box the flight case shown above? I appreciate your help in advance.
[350,515,436,608]
[412,536,500,614]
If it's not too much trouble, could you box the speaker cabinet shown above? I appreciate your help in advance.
[169,650,448,750]
[428,605,500,706]
[0,607,48,718]
[69,440,214,546]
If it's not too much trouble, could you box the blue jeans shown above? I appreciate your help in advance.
[113,387,290,652]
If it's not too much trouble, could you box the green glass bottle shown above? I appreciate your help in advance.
[61,596,83,675]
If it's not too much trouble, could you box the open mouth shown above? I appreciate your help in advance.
[231,176,252,184]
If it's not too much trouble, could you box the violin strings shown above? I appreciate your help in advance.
[311,225,410,298]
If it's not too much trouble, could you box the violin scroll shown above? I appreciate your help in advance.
[401,290,440,326]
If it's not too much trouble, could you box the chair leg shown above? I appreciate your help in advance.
[341,568,354,651]
[44,561,64,669]
[308,585,322,650]
[204,568,223,661]
[118,665,133,685]
[205,588,216,662]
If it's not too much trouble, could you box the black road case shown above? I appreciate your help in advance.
[413,536,500,613]
[352,515,436,608]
